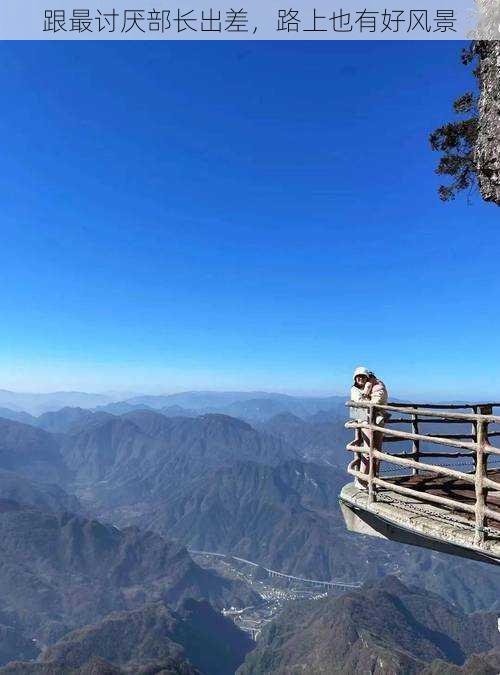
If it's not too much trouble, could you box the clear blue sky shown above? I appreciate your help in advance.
[1,41,498,399]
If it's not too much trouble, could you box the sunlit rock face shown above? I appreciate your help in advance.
[476,41,500,205]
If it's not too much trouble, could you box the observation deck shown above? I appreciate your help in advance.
[339,401,500,565]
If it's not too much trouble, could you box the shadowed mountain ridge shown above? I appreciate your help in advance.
[237,576,500,674]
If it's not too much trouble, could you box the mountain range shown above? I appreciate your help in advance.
[0,391,119,416]
[123,458,500,615]
[0,392,499,672]
[3,599,252,675]
[0,389,347,420]
[237,576,500,674]
[0,410,497,618]
[60,411,298,512]
[256,411,350,465]
[0,500,258,652]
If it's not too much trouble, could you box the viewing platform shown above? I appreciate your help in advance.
[339,401,500,565]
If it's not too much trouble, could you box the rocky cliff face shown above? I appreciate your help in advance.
[476,41,500,205]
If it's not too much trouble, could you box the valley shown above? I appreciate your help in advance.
[0,390,498,673]
[190,550,358,640]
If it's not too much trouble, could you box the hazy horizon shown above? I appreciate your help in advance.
[1,384,498,404]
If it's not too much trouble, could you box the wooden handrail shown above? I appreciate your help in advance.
[346,444,482,460]
[346,399,500,550]
[385,418,463,425]
[371,450,500,491]
[347,400,500,424]
[348,421,477,450]
[385,418,480,424]
[375,402,500,410]
[349,420,500,455]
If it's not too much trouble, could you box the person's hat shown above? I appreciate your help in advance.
[353,366,371,383]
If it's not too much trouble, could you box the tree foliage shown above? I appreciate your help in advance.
[429,44,480,202]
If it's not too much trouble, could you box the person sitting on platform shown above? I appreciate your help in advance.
[350,367,388,489]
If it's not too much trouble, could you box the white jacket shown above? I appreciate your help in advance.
[350,378,388,423]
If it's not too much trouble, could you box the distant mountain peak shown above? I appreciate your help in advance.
[268,412,305,424]
[198,413,254,429]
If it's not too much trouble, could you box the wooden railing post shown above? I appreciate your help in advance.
[349,405,363,476]
[474,414,487,547]
[471,405,478,472]
[476,405,492,544]
[411,414,420,475]
[478,405,492,437]
[368,404,376,504]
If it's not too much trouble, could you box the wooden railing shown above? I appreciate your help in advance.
[345,401,500,548]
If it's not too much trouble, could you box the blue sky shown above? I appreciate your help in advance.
[1,41,498,399]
